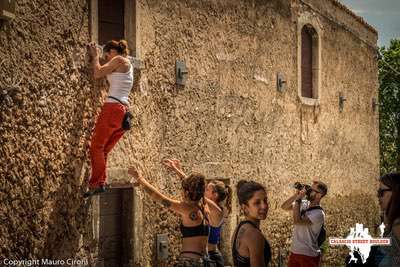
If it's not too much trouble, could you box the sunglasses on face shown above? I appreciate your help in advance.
[377,188,392,198]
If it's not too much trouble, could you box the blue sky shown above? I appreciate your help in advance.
[339,0,400,47]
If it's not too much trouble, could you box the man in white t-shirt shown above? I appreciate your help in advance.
[281,181,328,267]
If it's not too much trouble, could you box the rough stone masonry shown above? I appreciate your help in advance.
[0,0,379,266]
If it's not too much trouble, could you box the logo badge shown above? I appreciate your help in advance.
[329,223,391,263]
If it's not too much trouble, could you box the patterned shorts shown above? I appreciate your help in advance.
[174,256,203,267]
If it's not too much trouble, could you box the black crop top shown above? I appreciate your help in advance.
[180,222,209,238]
[232,220,271,267]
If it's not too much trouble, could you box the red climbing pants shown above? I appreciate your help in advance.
[89,103,126,188]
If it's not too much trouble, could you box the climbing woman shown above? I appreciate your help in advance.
[84,40,133,198]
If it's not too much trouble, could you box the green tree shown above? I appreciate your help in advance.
[379,39,400,173]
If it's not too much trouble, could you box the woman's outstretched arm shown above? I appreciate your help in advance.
[162,159,187,179]
[128,166,186,214]
[162,159,224,224]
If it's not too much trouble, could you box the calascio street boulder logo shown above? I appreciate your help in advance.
[330,223,391,264]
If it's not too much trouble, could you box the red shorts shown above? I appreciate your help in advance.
[288,252,321,267]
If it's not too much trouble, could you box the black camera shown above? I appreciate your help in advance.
[293,182,313,198]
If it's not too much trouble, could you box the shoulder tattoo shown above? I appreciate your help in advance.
[236,226,247,249]
[189,211,198,221]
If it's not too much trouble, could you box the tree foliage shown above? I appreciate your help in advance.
[379,39,400,173]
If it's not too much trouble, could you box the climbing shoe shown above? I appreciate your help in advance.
[83,185,106,198]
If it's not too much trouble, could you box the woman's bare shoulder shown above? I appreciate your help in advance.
[109,55,128,65]
[237,223,258,238]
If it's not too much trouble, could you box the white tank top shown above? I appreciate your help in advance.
[106,63,133,105]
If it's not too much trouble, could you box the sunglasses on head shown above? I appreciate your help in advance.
[377,188,392,198]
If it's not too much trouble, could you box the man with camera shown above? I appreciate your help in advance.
[281,181,328,267]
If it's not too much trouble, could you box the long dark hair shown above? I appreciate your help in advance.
[182,173,206,202]
[380,172,400,231]
[236,180,266,206]
[182,173,207,221]
[209,180,233,214]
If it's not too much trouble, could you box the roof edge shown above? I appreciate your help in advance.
[329,0,377,35]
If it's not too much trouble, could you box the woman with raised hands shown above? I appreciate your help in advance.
[163,159,233,267]
[128,166,209,267]
[84,40,133,198]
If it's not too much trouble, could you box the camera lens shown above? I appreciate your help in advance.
[293,182,304,190]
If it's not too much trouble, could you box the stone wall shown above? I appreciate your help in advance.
[0,0,98,263]
[0,0,379,266]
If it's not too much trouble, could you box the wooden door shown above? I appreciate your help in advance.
[98,188,133,267]
[98,0,124,45]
